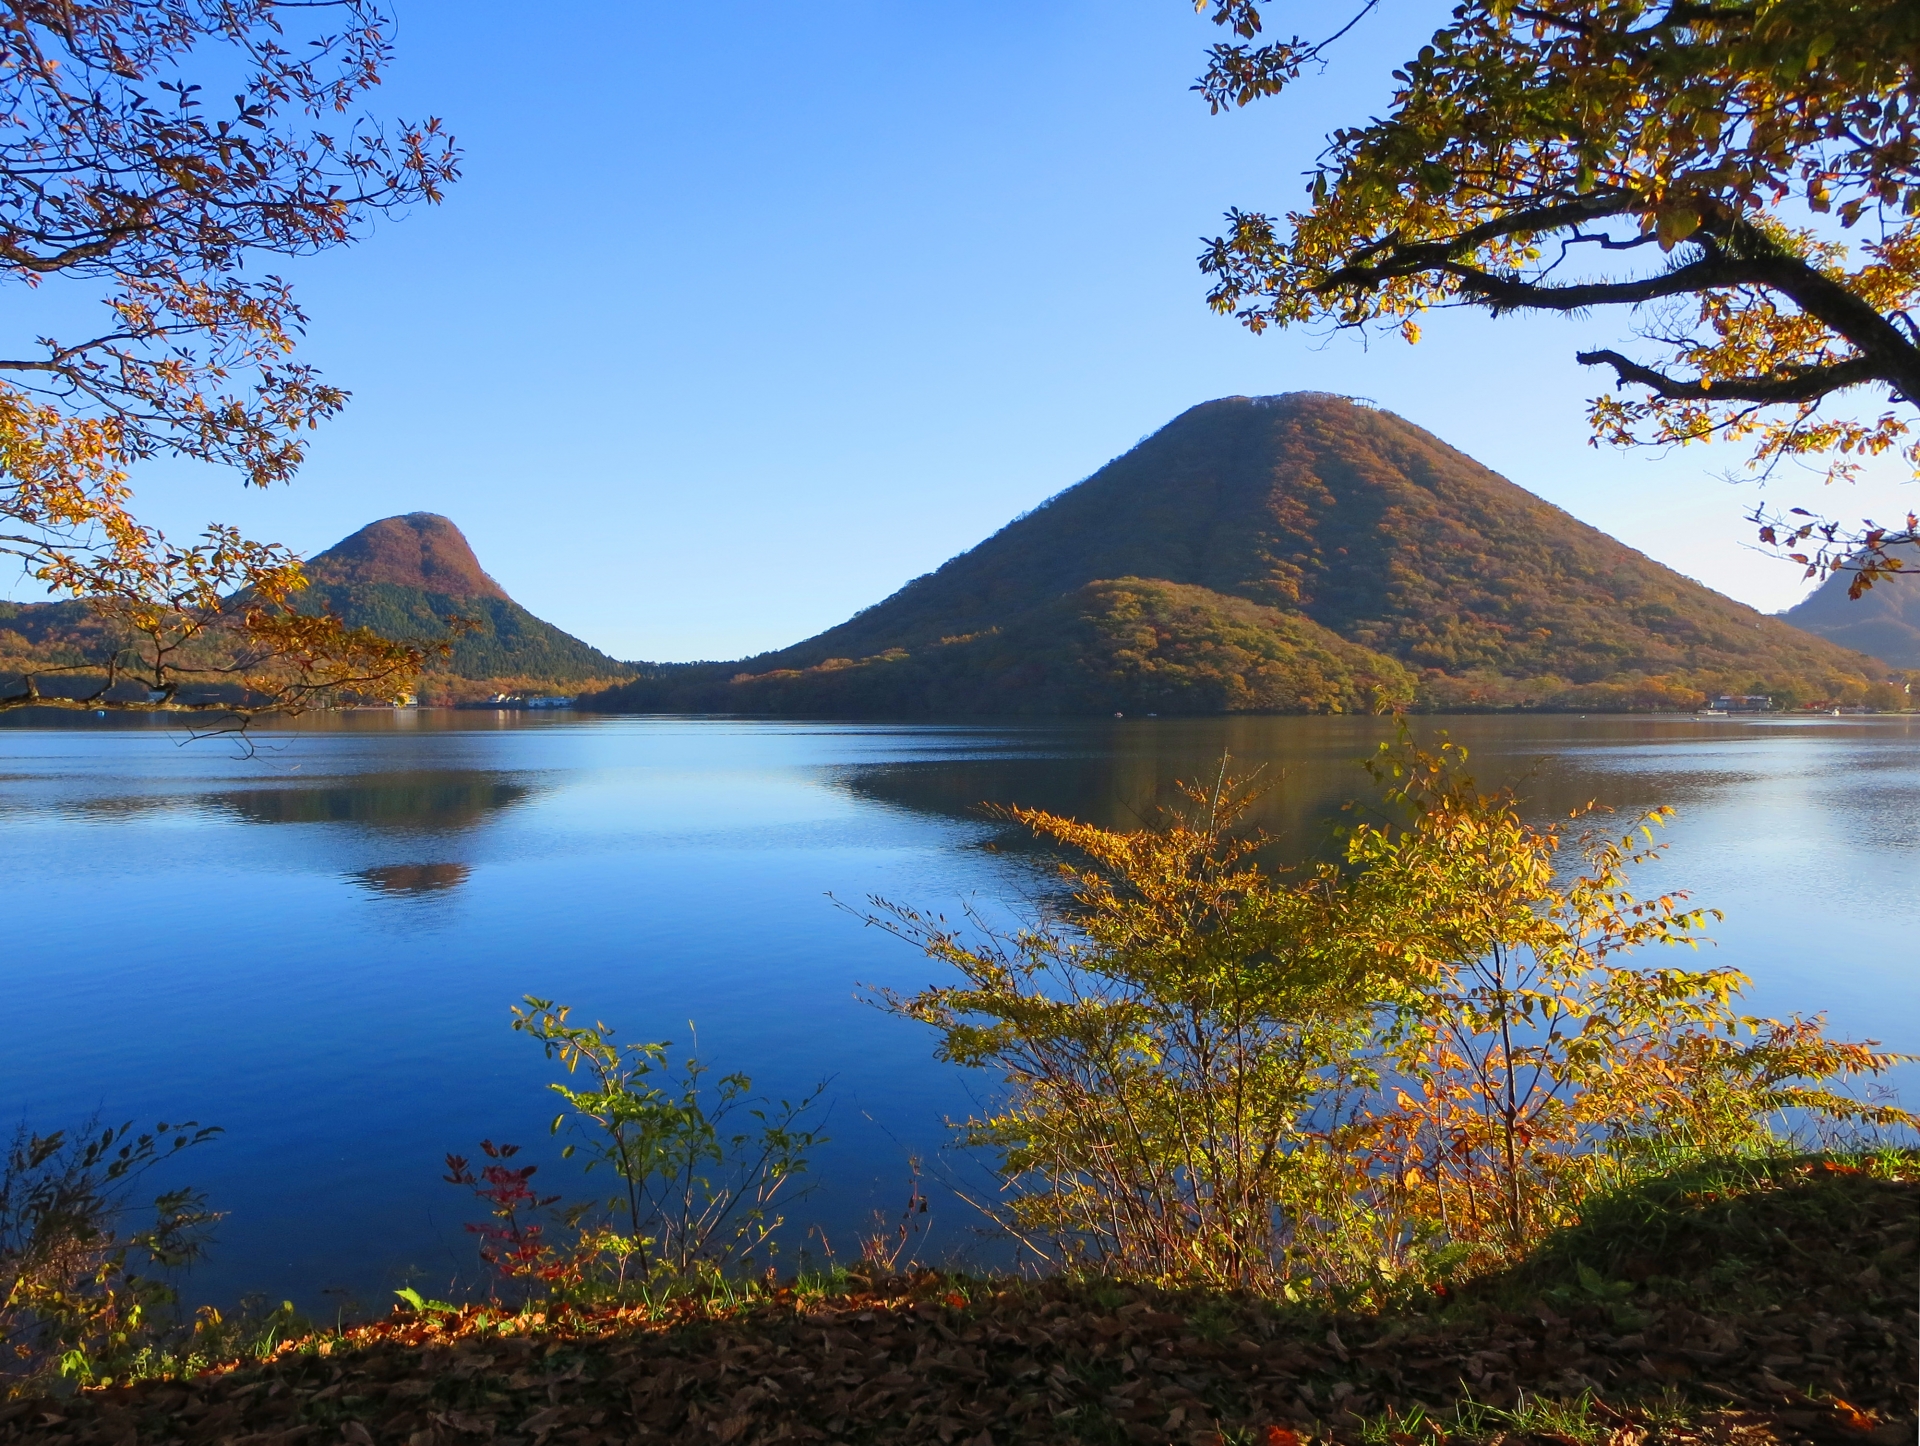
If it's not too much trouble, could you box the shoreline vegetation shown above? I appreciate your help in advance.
[3,1154,1914,1445]
[2,699,1916,723]
[4,734,1913,1444]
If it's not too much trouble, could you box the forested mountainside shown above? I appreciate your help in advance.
[587,394,1904,716]
[296,515,631,700]
[1781,543,1920,669]
[693,579,1417,717]
[1,514,631,706]
[0,598,120,703]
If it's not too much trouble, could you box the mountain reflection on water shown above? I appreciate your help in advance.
[209,773,532,832]
[352,862,474,896]
[0,711,1913,1314]
[831,715,1738,863]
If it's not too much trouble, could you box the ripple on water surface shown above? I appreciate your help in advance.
[0,710,1913,1306]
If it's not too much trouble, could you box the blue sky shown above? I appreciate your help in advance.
[30,0,1918,660]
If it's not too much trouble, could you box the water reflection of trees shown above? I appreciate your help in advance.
[836,717,1727,865]
[208,773,533,833]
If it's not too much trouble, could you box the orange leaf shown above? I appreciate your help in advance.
[1829,1400,1875,1433]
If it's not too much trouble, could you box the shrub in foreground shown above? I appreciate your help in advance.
[870,732,1913,1299]
[442,1000,828,1300]
[0,1117,219,1387]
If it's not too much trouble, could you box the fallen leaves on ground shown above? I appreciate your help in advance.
[2,1167,1912,1446]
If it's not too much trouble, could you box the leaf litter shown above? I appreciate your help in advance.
[1,1160,1911,1446]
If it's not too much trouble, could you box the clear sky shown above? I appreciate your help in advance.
[30,0,1917,661]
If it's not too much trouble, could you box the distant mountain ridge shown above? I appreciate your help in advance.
[589,393,1906,716]
[1779,543,1920,668]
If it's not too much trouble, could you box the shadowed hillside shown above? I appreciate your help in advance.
[589,394,1905,716]
[1781,544,1920,669]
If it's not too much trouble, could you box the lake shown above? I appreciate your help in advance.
[2,711,1915,1312]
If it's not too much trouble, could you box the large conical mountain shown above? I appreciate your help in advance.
[1779,543,1920,668]
[590,393,1904,716]
[297,514,630,699]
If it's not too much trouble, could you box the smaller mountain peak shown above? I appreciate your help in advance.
[1780,541,1920,668]
[307,513,509,600]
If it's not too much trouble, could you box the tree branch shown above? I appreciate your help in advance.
[1335,193,1641,278]
[1434,255,1738,312]
[1320,207,1920,402]
[1734,242,1920,403]
[1574,349,1882,402]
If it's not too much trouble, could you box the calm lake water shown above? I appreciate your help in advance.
[2,711,1915,1311]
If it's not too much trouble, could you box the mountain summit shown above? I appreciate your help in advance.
[295,514,629,701]
[307,513,509,600]
[590,393,1902,716]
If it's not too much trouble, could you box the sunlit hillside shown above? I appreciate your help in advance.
[588,394,1905,716]
[0,514,633,707]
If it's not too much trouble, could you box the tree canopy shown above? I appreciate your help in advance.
[0,0,457,721]
[1196,0,1919,594]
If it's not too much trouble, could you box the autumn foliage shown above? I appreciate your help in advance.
[1196,0,1920,589]
[436,1001,828,1301]
[0,0,458,722]
[0,1117,219,1385]
[874,733,1913,1295]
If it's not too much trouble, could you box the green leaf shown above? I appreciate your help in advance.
[1576,1262,1631,1299]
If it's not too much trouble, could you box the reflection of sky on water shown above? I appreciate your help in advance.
[0,711,1912,1312]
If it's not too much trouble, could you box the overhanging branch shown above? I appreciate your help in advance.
[1318,208,1920,402]
[1574,349,1882,403]
[1334,193,1641,280]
